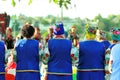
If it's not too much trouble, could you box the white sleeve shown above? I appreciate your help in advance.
[71,46,79,65]
[109,54,113,61]
[41,44,50,64]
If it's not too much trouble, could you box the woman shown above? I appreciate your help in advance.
[0,40,5,80]
[5,51,16,80]
[33,27,42,42]
[5,27,14,49]
[97,30,111,49]
[45,26,54,44]
[108,28,120,80]
[105,27,120,80]
[68,26,79,42]
[77,24,105,80]
[15,24,41,80]
[43,22,73,80]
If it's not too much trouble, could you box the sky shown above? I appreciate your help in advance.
[0,0,120,19]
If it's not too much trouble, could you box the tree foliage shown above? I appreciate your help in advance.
[49,0,71,9]
[10,13,120,39]
[9,0,71,9]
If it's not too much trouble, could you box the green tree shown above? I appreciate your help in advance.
[8,0,71,9]
[11,19,20,36]
[49,0,71,9]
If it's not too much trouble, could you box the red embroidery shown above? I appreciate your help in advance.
[55,28,60,31]
[70,53,74,57]
[45,53,49,57]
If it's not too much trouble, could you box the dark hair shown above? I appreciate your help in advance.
[21,24,35,38]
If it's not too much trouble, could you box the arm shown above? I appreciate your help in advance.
[40,43,50,65]
[70,45,79,66]
[105,48,111,74]
[108,54,113,73]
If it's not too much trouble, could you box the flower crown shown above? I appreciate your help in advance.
[87,27,96,34]
[111,27,120,35]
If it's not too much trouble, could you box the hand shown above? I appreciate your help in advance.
[105,70,110,74]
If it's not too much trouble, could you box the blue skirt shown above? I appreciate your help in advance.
[47,74,72,80]
[16,72,40,80]
[0,74,5,80]
[77,71,105,80]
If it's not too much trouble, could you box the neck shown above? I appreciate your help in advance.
[54,35,65,39]
[87,38,95,40]
[24,37,32,39]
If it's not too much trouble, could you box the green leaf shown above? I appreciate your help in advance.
[66,0,71,4]
[59,0,63,7]
[64,3,68,9]
[11,0,16,7]
[28,0,32,5]
[53,0,58,4]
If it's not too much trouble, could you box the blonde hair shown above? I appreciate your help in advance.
[6,27,12,37]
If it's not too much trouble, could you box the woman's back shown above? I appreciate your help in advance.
[0,41,5,80]
[15,39,39,70]
[78,40,105,69]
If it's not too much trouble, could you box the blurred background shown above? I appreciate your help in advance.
[1,0,120,40]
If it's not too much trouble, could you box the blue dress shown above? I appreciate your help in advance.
[0,41,5,80]
[101,40,111,50]
[77,40,105,80]
[47,39,72,80]
[15,39,40,80]
[110,43,120,80]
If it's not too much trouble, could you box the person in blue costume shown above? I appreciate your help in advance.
[15,24,41,80]
[97,30,111,50]
[105,27,120,80]
[0,40,5,80]
[107,27,120,80]
[43,22,73,80]
[77,24,106,80]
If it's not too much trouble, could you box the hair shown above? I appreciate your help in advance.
[35,27,40,31]
[70,26,76,32]
[6,27,12,35]
[71,26,76,28]
[34,27,40,36]
[21,24,35,38]
[48,27,53,34]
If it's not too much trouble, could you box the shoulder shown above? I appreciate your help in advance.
[111,43,120,55]
[15,39,23,47]
[80,40,104,46]
[0,41,5,46]
[112,43,120,50]
[0,40,4,44]
[15,39,23,44]
[29,39,39,46]
[31,39,39,43]
[101,40,111,45]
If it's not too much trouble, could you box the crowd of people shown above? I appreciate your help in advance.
[0,22,120,80]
